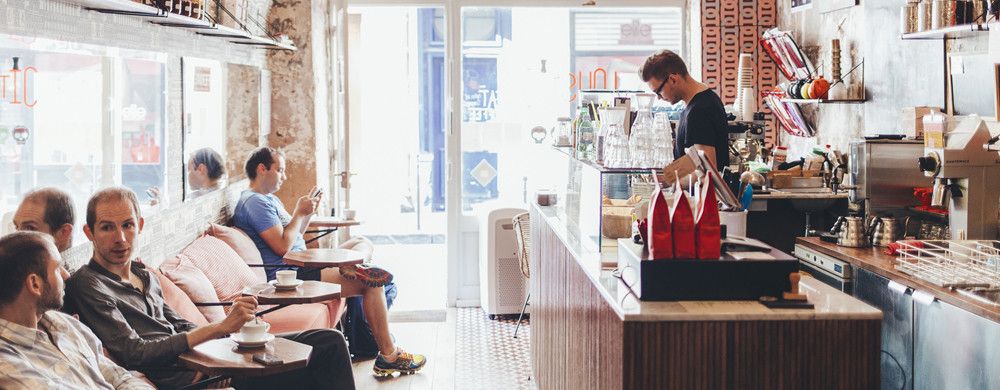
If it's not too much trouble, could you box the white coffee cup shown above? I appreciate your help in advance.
[275,270,297,286]
[240,320,270,342]
[343,209,357,220]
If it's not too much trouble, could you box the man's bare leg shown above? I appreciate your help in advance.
[320,268,394,355]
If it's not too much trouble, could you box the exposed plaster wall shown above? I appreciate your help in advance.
[267,0,333,211]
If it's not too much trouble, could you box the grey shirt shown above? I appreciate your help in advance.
[66,260,199,389]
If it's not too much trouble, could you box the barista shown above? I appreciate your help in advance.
[640,50,729,171]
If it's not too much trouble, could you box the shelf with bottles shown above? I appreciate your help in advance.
[69,0,296,51]
[901,23,989,40]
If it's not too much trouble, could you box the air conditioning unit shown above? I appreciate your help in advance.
[480,207,528,318]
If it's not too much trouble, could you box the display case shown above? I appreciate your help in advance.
[552,146,661,252]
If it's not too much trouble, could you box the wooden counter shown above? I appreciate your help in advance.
[530,204,882,389]
[796,237,1000,324]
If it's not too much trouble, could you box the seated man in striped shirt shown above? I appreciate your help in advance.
[0,231,154,390]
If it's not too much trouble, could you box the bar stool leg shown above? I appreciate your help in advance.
[513,292,530,339]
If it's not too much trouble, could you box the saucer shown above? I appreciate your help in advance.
[269,279,304,290]
[230,332,274,349]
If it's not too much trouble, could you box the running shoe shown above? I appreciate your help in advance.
[373,348,427,377]
[340,263,394,288]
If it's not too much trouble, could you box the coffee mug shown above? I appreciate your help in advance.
[343,209,357,220]
[275,270,297,285]
[240,320,270,342]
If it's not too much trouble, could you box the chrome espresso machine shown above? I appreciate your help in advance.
[918,116,1000,240]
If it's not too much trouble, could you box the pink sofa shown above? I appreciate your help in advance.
[157,224,371,334]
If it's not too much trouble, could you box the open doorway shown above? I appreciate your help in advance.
[343,6,448,314]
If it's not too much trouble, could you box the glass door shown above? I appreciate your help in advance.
[338,5,449,312]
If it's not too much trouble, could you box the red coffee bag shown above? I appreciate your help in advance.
[696,173,722,259]
[647,183,673,260]
[671,184,696,259]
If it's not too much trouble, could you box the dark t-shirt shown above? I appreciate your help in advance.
[675,88,729,169]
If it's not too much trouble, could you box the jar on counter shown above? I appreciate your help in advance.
[902,1,920,34]
[932,0,957,29]
[918,0,934,31]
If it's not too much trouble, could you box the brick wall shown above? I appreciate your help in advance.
[701,0,779,145]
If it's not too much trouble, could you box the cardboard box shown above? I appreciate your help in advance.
[901,106,941,139]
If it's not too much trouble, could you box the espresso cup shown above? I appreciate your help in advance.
[343,209,357,220]
[240,320,270,342]
[275,270,297,285]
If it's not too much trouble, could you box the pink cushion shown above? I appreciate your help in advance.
[160,255,227,322]
[180,235,260,303]
[149,267,209,326]
[207,223,267,283]
[261,303,332,334]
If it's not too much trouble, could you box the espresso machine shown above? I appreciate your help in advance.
[917,116,1000,240]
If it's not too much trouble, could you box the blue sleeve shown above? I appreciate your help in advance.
[243,194,283,234]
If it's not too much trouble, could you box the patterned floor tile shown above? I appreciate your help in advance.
[454,308,535,390]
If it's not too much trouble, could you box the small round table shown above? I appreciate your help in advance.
[241,281,342,316]
[283,248,366,269]
[304,216,362,244]
[178,337,312,383]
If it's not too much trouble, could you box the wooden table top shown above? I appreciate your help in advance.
[178,337,311,377]
[242,281,342,305]
[283,248,366,268]
[308,216,362,228]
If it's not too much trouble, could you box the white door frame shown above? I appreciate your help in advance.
[333,0,690,307]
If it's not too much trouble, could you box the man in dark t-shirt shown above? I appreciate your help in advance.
[640,50,729,170]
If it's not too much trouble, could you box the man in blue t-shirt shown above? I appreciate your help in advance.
[233,147,426,378]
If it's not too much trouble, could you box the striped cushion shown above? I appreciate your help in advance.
[180,235,260,303]
[160,254,226,322]
[207,223,267,283]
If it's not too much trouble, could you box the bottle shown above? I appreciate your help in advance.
[629,94,656,168]
[191,0,202,19]
[576,106,596,161]
[604,123,629,168]
[771,146,788,170]
[652,112,673,167]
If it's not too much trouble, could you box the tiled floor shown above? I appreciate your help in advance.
[351,308,535,390]
[453,308,535,390]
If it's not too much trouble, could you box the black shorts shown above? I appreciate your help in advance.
[296,267,323,281]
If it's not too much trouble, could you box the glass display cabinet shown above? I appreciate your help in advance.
[552,147,662,252]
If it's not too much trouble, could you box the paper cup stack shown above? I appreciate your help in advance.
[733,53,755,121]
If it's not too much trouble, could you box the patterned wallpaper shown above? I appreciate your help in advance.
[701,0,779,145]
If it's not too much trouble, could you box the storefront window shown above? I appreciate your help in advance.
[0,34,167,238]
[456,7,684,212]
